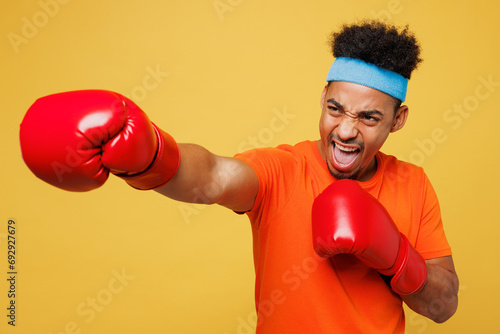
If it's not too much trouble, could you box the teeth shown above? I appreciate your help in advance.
[335,143,358,152]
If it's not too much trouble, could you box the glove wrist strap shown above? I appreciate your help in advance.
[389,233,427,295]
[118,124,180,190]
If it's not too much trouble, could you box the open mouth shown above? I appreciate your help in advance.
[332,141,360,171]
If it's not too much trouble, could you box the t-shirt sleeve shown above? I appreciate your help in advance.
[234,146,300,227]
[415,173,452,259]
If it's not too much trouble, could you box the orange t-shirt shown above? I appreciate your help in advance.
[234,140,451,334]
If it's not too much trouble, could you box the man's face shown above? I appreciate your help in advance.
[318,81,408,181]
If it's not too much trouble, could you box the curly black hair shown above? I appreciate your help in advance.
[330,21,422,79]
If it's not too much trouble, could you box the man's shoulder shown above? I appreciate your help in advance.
[234,140,321,178]
[377,151,427,183]
[277,140,317,154]
[237,140,317,159]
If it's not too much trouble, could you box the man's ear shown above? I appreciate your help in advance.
[391,105,409,133]
[320,85,328,110]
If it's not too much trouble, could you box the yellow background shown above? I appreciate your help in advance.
[1,0,499,333]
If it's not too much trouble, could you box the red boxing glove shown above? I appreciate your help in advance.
[311,180,427,295]
[20,90,180,192]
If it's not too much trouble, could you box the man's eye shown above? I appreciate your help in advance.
[328,106,341,114]
[362,115,380,124]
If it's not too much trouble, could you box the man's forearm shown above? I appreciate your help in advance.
[401,256,459,323]
[154,143,221,203]
[154,143,259,212]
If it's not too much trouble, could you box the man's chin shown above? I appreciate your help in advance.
[328,165,360,180]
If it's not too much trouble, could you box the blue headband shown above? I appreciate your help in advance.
[326,57,408,102]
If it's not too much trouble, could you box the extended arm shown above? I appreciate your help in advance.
[402,256,459,323]
[20,90,259,212]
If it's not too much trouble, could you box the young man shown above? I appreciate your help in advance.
[20,21,458,333]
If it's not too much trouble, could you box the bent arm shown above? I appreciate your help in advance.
[155,143,259,212]
[401,255,459,323]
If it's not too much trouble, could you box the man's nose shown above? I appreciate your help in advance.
[336,115,359,141]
